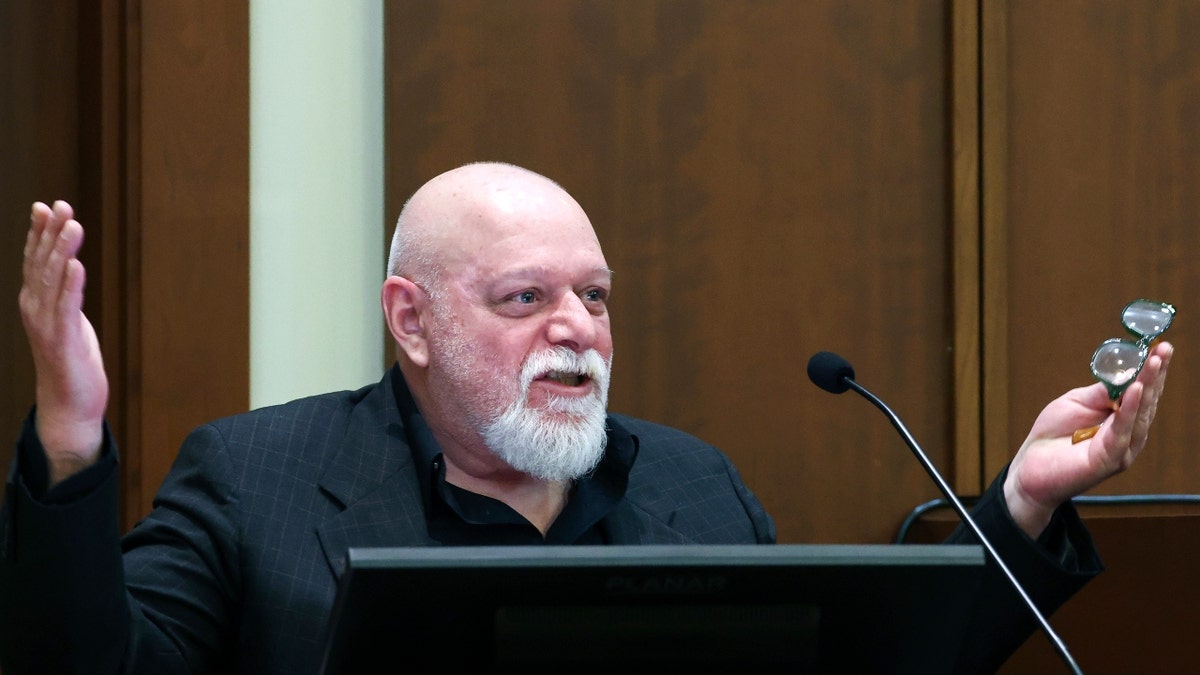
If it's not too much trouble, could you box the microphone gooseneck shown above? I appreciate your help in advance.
[806,351,1084,675]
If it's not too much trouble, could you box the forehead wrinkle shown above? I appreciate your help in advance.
[484,265,614,285]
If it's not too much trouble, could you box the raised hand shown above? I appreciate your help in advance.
[1003,341,1174,538]
[19,201,109,487]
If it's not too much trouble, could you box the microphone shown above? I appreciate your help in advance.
[805,350,856,394]
[806,351,1083,675]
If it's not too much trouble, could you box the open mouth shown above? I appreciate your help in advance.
[541,370,591,387]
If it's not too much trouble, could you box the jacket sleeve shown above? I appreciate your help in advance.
[720,450,777,544]
[946,465,1101,674]
[0,414,242,674]
[1,417,130,674]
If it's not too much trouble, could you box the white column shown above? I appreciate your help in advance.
[249,0,384,408]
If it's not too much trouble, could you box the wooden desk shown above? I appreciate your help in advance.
[903,500,1200,674]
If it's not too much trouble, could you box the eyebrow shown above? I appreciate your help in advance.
[488,266,614,285]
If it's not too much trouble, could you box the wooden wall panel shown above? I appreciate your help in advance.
[385,0,958,543]
[0,0,126,503]
[132,1,250,523]
[0,2,85,488]
[0,0,250,531]
[987,0,1200,493]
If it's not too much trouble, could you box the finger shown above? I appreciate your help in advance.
[1063,380,1115,409]
[1134,345,1170,414]
[52,200,74,220]
[56,220,87,307]
[1027,383,1109,443]
[23,202,52,283]
[30,202,73,286]
[1149,339,1174,360]
[1053,382,1117,431]
[39,218,84,304]
[1110,380,1143,435]
[1145,342,1174,400]
[1104,380,1145,468]
[1130,346,1171,448]
[60,258,88,324]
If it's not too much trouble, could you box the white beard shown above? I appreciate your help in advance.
[481,346,611,482]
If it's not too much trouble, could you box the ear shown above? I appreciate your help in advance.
[381,276,430,367]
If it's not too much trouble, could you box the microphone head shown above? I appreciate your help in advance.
[807,351,856,394]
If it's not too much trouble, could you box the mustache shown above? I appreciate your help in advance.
[520,346,611,393]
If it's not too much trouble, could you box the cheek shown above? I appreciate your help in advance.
[429,332,513,414]
[443,329,527,399]
[594,317,614,358]
[469,327,525,369]
[474,318,548,364]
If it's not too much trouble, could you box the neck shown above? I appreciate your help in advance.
[443,457,571,536]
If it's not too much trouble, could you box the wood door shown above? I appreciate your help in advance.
[384,0,963,543]
[983,0,1200,494]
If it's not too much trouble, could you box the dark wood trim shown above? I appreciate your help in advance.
[119,0,143,529]
[78,0,140,530]
[951,0,983,494]
[981,0,1011,480]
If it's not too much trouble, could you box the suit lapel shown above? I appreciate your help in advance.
[315,372,431,579]
[605,500,697,544]
[602,420,697,545]
[313,373,705,576]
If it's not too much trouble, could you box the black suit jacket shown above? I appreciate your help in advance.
[1,368,1097,674]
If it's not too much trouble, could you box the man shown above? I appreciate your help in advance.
[1,162,1174,673]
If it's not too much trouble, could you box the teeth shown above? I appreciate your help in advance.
[547,371,584,386]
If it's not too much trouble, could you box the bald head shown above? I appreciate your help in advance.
[379,162,615,482]
[387,162,601,292]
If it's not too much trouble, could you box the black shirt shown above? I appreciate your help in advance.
[390,367,637,545]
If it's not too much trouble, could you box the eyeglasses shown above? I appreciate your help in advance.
[1090,298,1175,399]
[1072,298,1175,443]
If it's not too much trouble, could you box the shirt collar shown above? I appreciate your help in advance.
[389,365,442,516]
[388,364,638,541]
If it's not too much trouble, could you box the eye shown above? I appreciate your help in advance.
[515,290,537,304]
[581,287,610,315]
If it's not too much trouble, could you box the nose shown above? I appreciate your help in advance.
[546,292,599,351]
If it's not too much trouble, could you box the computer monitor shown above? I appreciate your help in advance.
[318,543,983,673]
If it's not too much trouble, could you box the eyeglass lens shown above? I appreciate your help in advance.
[1122,300,1174,339]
